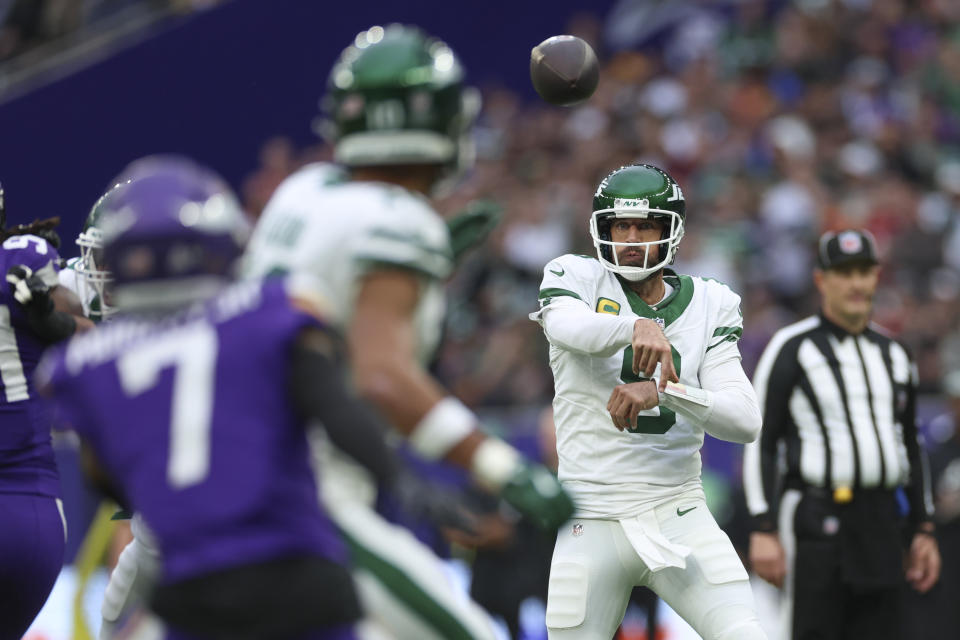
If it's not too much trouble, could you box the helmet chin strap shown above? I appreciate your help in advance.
[618,266,663,283]
[612,239,669,282]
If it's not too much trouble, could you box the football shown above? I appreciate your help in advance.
[529,35,599,106]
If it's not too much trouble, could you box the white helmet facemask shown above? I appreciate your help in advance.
[589,204,685,282]
[75,226,117,320]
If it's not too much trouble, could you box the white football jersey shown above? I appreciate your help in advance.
[58,256,96,318]
[242,163,453,363]
[532,254,744,518]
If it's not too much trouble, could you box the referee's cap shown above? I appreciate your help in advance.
[817,229,879,270]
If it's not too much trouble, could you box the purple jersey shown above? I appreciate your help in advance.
[0,234,62,497]
[38,277,345,583]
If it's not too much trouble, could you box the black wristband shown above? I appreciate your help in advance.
[751,514,778,533]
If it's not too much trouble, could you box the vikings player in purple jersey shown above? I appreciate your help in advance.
[0,180,96,639]
[37,158,428,639]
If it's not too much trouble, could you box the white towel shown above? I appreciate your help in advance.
[618,510,690,572]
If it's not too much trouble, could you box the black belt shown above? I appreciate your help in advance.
[802,485,895,505]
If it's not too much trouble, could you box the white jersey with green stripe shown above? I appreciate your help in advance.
[242,163,453,363]
[532,254,744,518]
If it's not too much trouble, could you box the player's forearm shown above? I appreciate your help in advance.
[25,306,78,342]
[659,358,761,444]
[51,286,95,333]
[660,382,761,443]
[353,356,526,491]
[352,354,448,434]
[538,302,635,357]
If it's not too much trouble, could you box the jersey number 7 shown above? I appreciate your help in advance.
[117,323,217,489]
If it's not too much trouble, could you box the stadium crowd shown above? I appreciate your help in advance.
[245,0,960,403]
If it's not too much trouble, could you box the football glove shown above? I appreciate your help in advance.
[384,470,478,537]
[446,199,502,263]
[6,265,53,312]
[500,462,575,533]
[6,264,77,342]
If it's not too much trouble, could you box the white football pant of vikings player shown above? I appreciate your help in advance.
[547,492,765,640]
[99,514,160,639]
[58,257,157,640]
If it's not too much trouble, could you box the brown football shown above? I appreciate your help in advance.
[530,35,599,107]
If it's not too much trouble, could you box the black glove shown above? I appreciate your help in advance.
[382,470,479,537]
[6,264,76,342]
[6,265,54,313]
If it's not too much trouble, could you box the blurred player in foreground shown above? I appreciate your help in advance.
[530,163,767,639]
[37,157,434,639]
[0,181,93,638]
[243,24,574,640]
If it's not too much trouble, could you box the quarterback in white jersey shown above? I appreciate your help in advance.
[532,164,767,640]
[244,25,573,640]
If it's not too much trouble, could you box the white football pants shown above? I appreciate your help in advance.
[546,495,766,640]
[100,514,161,640]
[316,432,499,640]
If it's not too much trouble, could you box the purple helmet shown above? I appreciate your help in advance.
[99,156,250,313]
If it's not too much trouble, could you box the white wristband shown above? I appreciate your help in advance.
[662,382,710,406]
[471,438,523,492]
[408,397,476,460]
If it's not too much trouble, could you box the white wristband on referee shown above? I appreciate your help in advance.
[471,438,523,492]
[408,397,476,460]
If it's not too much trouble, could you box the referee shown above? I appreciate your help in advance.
[743,229,940,640]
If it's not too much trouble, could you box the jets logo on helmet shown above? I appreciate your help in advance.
[319,24,480,176]
[589,164,686,282]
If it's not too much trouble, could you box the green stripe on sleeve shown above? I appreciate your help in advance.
[355,257,447,280]
[367,228,454,260]
[706,334,740,352]
[538,287,583,301]
[712,326,743,339]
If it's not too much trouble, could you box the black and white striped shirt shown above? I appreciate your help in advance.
[743,313,933,531]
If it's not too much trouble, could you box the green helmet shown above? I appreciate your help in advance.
[589,164,686,281]
[75,180,130,320]
[321,24,480,171]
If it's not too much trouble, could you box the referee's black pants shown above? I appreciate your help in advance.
[789,488,905,640]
